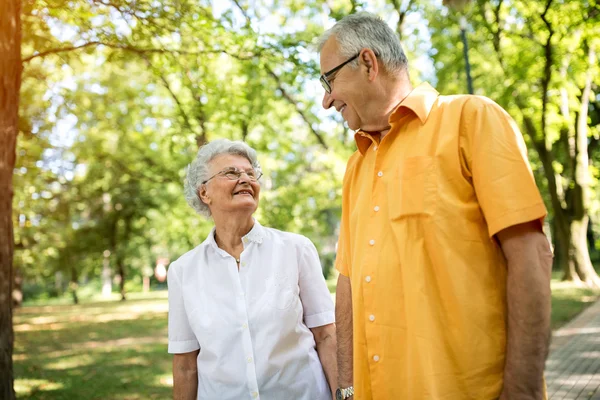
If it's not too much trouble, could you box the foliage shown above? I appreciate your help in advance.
[14,0,600,299]
[426,0,600,284]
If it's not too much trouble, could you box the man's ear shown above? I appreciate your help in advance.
[359,48,379,81]
[198,185,211,205]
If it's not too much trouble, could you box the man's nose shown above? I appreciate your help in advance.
[322,91,333,110]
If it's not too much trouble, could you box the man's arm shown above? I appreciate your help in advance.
[336,273,353,394]
[496,221,553,400]
[173,350,200,400]
[311,323,338,397]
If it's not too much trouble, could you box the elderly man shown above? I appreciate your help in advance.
[319,12,552,400]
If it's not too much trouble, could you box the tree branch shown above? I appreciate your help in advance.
[141,55,199,143]
[540,0,554,138]
[22,41,258,63]
[231,0,252,26]
[265,66,328,150]
[390,0,416,40]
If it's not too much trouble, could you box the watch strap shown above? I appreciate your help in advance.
[341,386,354,399]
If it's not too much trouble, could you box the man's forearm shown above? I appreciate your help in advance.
[500,230,553,399]
[336,274,353,388]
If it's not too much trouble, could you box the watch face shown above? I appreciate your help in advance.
[335,388,343,400]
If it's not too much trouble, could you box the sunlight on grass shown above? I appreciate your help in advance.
[44,354,95,370]
[551,277,600,330]
[157,373,174,387]
[14,297,172,399]
[14,379,64,395]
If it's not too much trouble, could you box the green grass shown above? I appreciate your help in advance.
[14,291,171,399]
[12,276,600,399]
[550,273,600,330]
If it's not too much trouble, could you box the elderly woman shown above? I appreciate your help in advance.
[167,139,337,400]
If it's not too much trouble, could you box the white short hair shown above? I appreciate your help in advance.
[184,139,261,217]
[317,12,408,75]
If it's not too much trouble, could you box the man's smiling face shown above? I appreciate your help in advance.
[320,37,371,131]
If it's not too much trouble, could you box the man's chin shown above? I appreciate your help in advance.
[344,119,359,131]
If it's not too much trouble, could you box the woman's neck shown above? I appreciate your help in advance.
[212,214,254,258]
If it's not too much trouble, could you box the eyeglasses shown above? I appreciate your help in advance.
[320,53,360,94]
[202,167,262,184]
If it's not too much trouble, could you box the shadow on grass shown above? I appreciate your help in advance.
[14,298,172,400]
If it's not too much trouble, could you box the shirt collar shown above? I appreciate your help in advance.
[204,219,265,254]
[353,82,439,155]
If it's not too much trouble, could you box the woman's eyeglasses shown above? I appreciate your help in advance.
[202,167,262,184]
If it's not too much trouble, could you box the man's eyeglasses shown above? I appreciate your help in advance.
[202,167,262,184]
[320,53,360,94]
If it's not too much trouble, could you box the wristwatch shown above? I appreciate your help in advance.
[335,386,354,400]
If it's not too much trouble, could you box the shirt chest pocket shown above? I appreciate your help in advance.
[387,156,437,219]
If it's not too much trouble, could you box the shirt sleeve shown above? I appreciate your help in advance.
[298,237,335,328]
[167,262,200,354]
[460,96,547,237]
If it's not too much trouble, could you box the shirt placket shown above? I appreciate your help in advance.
[363,140,385,393]
[236,239,261,399]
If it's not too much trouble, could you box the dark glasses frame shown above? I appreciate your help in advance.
[320,53,360,94]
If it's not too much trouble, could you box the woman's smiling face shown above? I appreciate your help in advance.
[200,154,261,217]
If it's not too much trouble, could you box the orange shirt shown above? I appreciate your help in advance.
[335,83,547,399]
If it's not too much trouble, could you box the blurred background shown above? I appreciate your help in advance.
[3,0,600,398]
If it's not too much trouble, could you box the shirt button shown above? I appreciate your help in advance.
[241,262,247,267]
[369,239,375,246]
[247,357,253,363]
[369,314,375,321]
[377,171,383,177]
[243,238,248,244]
[242,323,248,329]
[365,276,371,283]
[373,355,380,362]
[373,145,378,151]
[374,206,380,212]
[252,392,259,398]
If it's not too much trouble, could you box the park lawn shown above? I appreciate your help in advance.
[550,276,600,330]
[13,291,172,400]
[13,277,600,399]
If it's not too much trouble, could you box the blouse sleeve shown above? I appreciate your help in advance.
[167,262,200,354]
[297,237,335,329]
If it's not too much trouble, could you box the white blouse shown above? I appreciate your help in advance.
[167,220,335,400]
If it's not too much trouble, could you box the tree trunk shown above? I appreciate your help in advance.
[570,217,600,286]
[102,250,112,297]
[70,265,79,305]
[117,255,126,301]
[0,0,21,398]
[566,42,600,288]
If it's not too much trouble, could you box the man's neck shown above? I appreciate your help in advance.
[358,72,413,138]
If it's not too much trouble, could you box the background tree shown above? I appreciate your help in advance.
[426,0,600,287]
[1,0,21,396]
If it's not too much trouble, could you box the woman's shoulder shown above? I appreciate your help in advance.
[168,242,208,273]
[261,225,313,249]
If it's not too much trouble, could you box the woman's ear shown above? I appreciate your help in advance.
[198,185,211,205]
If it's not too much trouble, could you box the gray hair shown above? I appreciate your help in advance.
[317,12,408,75]
[184,139,261,217]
